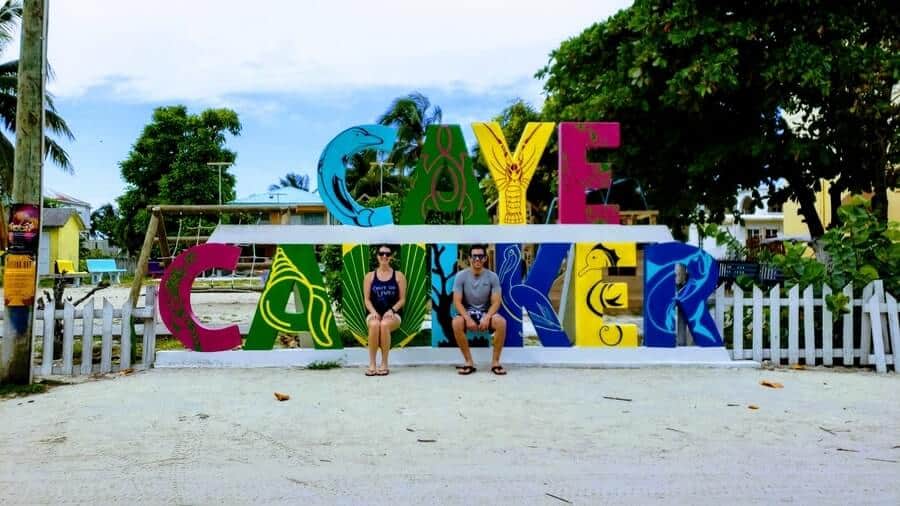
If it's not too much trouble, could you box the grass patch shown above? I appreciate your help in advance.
[155,338,185,351]
[0,382,48,398]
[306,360,343,370]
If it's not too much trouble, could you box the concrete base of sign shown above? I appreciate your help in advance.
[155,346,757,369]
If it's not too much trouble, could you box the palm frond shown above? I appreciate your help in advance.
[45,137,73,173]
[0,1,22,45]
[45,105,74,141]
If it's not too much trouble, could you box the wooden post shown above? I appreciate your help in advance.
[1,0,48,384]
[156,215,171,260]
[128,211,160,307]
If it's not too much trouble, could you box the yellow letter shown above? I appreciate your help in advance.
[472,122,554,224]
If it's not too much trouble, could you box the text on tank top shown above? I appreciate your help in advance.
[370,269,400,316]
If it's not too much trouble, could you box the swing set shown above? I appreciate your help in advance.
[127,204,309,305]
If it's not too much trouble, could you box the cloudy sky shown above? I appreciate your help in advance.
[4,0,631,209]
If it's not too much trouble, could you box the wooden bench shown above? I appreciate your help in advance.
[53,259,89,287]
[86,258,126,284]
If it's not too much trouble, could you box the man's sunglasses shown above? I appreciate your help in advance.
[377,251,392,257]
[470,254,486,260]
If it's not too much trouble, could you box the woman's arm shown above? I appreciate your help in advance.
[392,271,407,312]
[363,272,378,316]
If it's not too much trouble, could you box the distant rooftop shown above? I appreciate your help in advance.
[45,189,91,208]
[229,187,323,206]
[42,207,86,229]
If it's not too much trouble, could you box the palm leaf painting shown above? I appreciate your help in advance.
[341,243,428,347]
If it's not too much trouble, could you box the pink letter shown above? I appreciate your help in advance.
[158,244,242,351]
[558,122,621,224]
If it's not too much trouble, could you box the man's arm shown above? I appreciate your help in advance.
[453,272,474,326]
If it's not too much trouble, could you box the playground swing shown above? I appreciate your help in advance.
[165,214,269,290]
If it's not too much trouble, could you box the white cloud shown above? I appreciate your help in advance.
[9,0,631,103]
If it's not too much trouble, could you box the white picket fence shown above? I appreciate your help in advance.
[711,280,899,373]
[0,286,158,377]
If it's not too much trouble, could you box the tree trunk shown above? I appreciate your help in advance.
[795,186,826,240]
[828,179,844,229]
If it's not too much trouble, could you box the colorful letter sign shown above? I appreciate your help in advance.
[245,245,340,350]
[157,121,726,357]
[558,122,621,225]
[643,242,722,347]
[472,122,554,225]
[317,125,397,227]
[399,125,490,225]
[573,242,639,346]
[158,243,242,352]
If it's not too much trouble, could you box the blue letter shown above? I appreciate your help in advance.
[317,125,396,226]
[644,242,722,347]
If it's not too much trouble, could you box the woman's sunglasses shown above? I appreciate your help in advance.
[377,251,392,257]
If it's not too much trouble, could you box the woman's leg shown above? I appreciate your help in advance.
[378,315,401,373]
[366,315,380,375]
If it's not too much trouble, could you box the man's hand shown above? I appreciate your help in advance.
[478,315,491,332]
[465,316,479,331]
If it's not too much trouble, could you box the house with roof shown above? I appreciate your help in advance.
[687,187,785,259]
[39,207,86,275]
[229,187,333,224]
[45,189,91,229]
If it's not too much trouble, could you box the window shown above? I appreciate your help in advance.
[765,228,778,239]
[747,229,761,239]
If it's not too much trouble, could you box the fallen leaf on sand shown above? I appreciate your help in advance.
[417,439,437,443]
[120,368,135,375]
[748,405,760,410]
[789,364,806,370]
[760,380,784,389]
[274,392,290,401]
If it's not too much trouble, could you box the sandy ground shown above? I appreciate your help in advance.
[1,366,899,505]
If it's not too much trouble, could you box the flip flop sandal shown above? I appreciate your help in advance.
[377,369,390,376]
[365,369,378,376]
[457,366,476,375]
[491,366,507,375]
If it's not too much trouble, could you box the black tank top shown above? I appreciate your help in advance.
[370,269,400,316]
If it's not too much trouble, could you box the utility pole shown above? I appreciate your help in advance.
[207,162,231,206]
[371,160,394,197]
[1,0,48,384]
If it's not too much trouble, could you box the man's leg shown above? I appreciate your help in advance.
[489,314,507,373]
[452,315,474,370]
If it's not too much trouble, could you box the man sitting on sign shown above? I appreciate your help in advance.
[451,244,507,375]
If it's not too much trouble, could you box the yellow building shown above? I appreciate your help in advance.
[783,181,900,238]
[39,208,86,275]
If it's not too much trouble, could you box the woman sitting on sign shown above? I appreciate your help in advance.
[363,244,407,376]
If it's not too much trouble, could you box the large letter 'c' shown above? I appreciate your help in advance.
[158,243,242,352]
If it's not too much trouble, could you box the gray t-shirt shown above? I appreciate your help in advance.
[453,268,501,312]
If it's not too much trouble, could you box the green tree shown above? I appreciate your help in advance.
[89,203,118,243]
[116,106,241,253]
[377,92,443,177]
[0,0,74,200]
[538,0,899,239]
[268,172,309,191]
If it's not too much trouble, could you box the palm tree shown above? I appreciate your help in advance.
[0,0,74,197]
[377,92,442,176]
[268,172,310,191]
